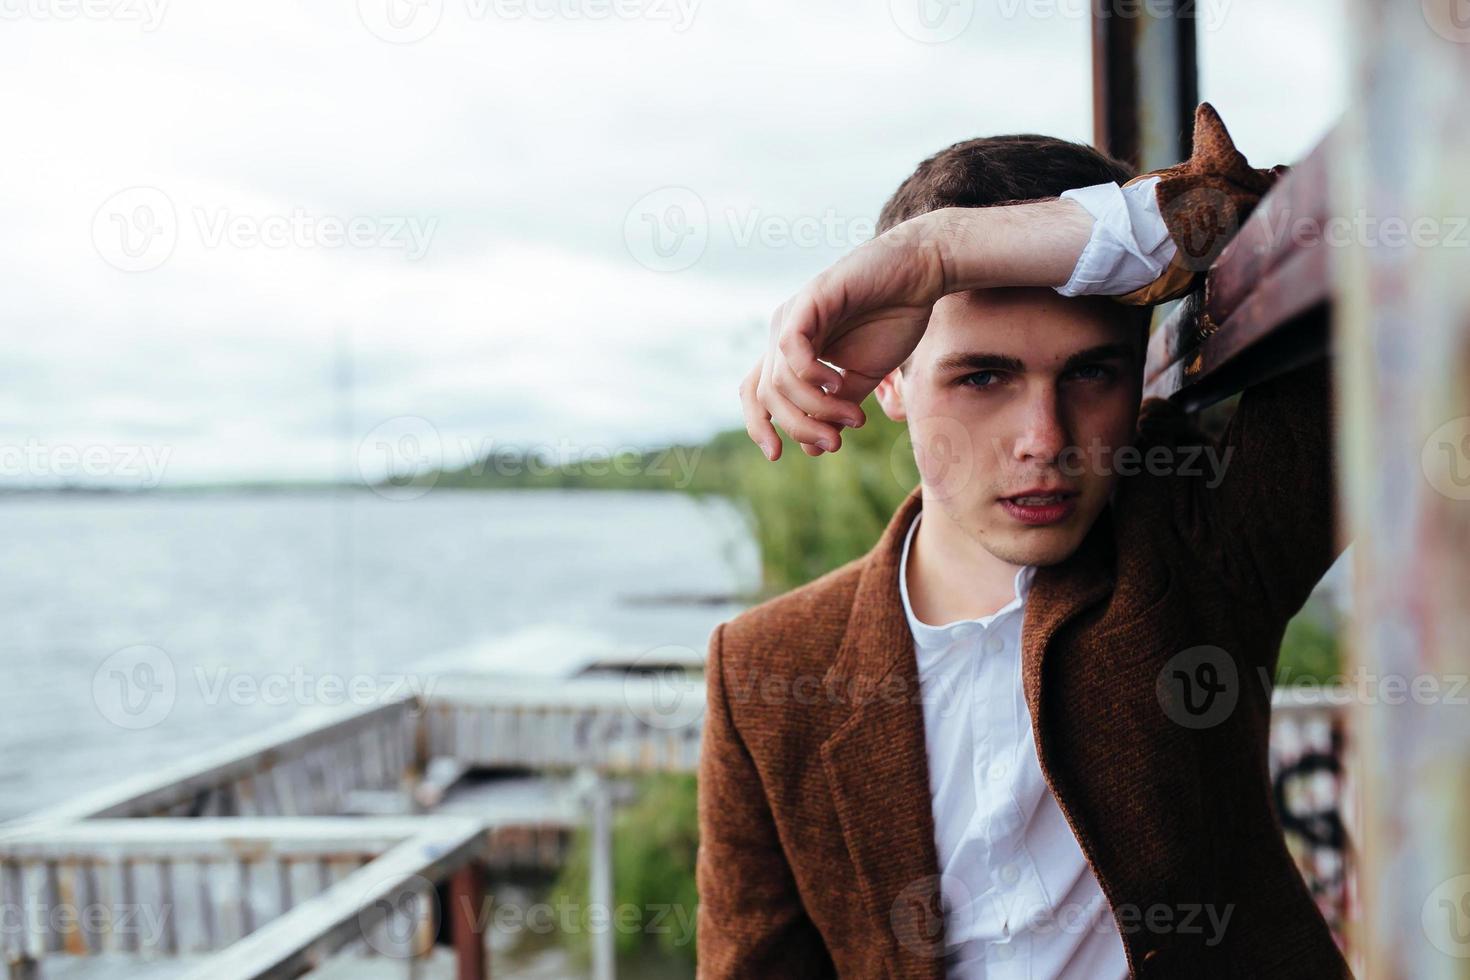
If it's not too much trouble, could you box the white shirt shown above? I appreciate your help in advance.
[900,513,1128,979]
[1053,175,1176,298]
[895,180,1165,977]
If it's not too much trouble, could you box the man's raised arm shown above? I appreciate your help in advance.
[740,101,1285,461]
[737,196,1097,460]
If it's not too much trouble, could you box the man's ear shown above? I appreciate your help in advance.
[874,368,907,422]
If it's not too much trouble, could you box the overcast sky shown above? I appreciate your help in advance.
[0,0,1345,487]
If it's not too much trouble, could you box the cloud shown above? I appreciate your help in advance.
[0,0,1343,484]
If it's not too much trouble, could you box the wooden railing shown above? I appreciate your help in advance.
[8,700,420,827]
[423,675,703,774]
[1,678,702,978]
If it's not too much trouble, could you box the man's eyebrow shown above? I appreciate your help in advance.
[1060,342,1136,372]
[933,343,1136,376]
[932,352,1026,374]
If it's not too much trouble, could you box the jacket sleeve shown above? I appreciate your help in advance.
[1169,358,1345,631]
[696,622,834,978]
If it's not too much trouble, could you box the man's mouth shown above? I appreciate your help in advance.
[998,489,1079,526]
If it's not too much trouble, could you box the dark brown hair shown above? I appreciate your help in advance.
[878,133,1135,233]
[878,133,1153,366]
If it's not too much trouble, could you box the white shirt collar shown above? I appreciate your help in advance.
[898,511,1035,650]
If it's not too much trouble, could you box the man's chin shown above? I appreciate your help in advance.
[982,524,1086,568]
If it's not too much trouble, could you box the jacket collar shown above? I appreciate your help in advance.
[818,484,1117,977]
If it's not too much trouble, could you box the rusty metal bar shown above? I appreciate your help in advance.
[1091,0,1197,172]
[1142,125,1337,410]
[1339,0,1470,975]
[449,862,488,980]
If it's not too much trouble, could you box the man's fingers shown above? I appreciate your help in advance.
[758,378,844,452]
[830,365,887,406]
[739,361,782,461]
[775,294,844,392]
[771,361,865,429]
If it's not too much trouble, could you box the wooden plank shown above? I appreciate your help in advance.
[0,818,442,856]
[0,699,418,830]
[176,818,487,980]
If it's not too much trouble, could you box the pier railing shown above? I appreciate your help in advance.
[3,671,1344,978]
[1,676,702,980]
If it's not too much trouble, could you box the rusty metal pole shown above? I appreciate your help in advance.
[1338,0,1470,976]
[448,862,488,980]
[1091,0,1197,172]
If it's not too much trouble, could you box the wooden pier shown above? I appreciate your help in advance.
[0,660,1348,979]
[1,670,704,980]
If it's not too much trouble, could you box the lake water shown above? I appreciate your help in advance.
[0,489,757,820]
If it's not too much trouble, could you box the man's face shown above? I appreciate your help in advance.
[876,287,1144,568]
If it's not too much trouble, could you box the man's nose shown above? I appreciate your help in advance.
[1012,387,1069,464]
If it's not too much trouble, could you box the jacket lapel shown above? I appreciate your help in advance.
[1020,505,1118,724]
[819,487,946,978]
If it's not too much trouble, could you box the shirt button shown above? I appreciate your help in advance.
[999,863,1020,885]
[983,632,1005,655]
[988,762,1008,781]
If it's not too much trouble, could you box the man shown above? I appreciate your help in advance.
[697,103,1351,978]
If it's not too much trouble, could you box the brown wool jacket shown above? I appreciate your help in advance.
[695,357,1352,979]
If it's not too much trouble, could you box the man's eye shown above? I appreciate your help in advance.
[1067,364,1116,382]
[960,370,999,389]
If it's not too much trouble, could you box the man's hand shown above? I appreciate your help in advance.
[739,218,949,460]
[739,201,1093,460]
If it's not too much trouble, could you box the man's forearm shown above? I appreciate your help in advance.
[918,199,1096,295]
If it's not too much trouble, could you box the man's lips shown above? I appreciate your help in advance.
[998,489,1079,526]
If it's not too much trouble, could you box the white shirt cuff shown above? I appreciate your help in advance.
[1053,175,1177,297]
